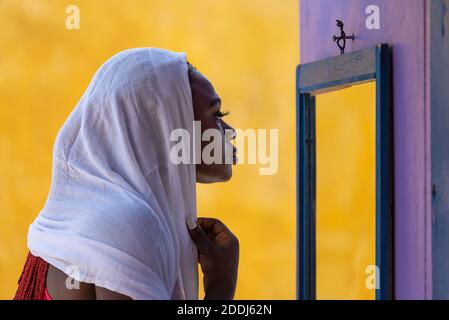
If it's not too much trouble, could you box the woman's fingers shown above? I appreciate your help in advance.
[186,218,214,253]
[197,218,230,237]
[186,216,239,300]
[196,217,238,247]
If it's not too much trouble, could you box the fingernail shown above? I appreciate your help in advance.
[186,215,197,230]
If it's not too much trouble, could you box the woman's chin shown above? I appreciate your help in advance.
[196,164,233,184]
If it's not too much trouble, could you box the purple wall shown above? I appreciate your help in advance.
[300,0,432,299]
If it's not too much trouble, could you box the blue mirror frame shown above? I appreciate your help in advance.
[296,44,394,300]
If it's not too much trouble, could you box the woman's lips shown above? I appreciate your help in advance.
[224,141,237,164]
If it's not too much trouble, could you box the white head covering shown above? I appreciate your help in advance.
[27,48,198,300]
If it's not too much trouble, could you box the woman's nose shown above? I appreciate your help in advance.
[222,121,235,134]
[222,122,236,140]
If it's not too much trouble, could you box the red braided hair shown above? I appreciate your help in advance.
[14,252,50,300]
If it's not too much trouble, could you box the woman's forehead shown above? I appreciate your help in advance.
[191,69,215,94]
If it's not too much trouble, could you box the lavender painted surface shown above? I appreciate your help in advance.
[300,0,431,299]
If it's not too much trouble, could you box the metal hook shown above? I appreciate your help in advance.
[332,20,355,54]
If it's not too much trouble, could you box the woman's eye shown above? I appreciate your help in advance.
[214,110,230,118]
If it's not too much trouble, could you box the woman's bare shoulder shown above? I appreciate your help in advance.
[46,264,131,300]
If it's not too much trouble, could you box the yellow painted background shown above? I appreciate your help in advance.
[0,0,298,299]
[316,83,376,300]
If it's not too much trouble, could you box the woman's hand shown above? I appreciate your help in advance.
[187,217,239,300]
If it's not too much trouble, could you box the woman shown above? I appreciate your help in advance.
[14,48,239,300]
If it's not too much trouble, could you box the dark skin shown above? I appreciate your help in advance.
[46,64,239,300]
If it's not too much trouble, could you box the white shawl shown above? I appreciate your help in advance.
[27,48,198,300]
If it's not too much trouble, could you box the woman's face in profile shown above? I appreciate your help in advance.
[189,67,236,183]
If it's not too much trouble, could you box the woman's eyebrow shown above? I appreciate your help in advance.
[210,97,222,109]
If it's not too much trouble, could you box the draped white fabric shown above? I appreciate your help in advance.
[27,48,198,300]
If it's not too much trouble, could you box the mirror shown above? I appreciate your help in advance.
[297,45,393,300]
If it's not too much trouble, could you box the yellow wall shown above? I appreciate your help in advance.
[315,83,376,300]
[0,0,298,299]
